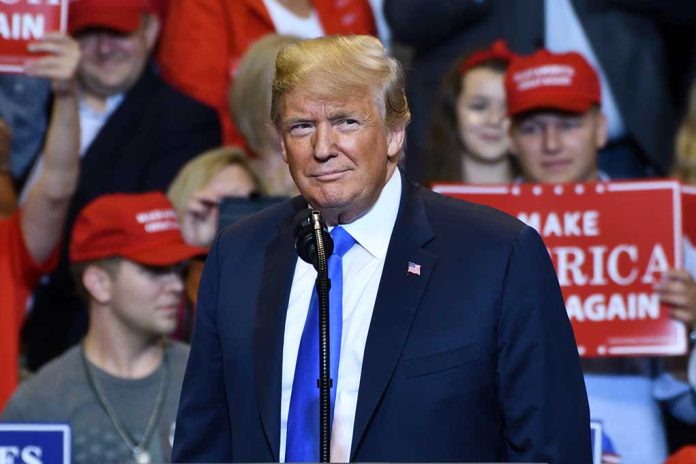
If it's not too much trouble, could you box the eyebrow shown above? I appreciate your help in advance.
[282,117,314,126]
[282,111,359,125]
[327,111,353,121]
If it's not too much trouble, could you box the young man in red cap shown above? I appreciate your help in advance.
[505,49,607,184]
[505,49,696,464]
[0,33,81,411]
[2,192,204,464]
[21,0,221,372]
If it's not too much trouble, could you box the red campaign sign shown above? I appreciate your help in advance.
[0,0,68,73]
[683,185,696,247]
[433,180,687,358]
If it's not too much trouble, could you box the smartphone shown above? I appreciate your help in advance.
[218,196,289,230]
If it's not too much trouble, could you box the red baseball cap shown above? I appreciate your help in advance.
[459,39,515,75]
[70,192,205,266]
[505,49,601,117]
[68,0,155,35]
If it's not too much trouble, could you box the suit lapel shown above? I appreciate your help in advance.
[350,181,438,459]
[253,197,306,461]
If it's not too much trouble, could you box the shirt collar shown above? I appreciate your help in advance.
[333,168,402,261]
[78,92,125,118]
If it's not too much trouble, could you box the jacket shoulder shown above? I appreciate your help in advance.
[418,185,528,244]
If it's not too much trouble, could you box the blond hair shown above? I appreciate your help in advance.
[229,34,301,156]
[167,146,265,217]
[271,35,410,131]
[673,80,696,183]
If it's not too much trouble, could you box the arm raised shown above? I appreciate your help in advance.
[20,32,80,265]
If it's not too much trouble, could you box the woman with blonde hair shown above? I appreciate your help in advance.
[229,34,301,197]
[168,145,264,235]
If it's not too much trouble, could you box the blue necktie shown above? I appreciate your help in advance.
[286,226,356,462]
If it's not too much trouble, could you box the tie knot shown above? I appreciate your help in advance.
[330,226,356,258]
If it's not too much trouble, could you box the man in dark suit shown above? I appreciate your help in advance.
[20,0,221,370]
[173,35,590,463]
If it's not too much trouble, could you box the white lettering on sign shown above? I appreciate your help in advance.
[0,446,43,464]
[0,13,44,40]
[0,447,19,464]
[641,244,669,284]
[517,210,599,238]
[21,447,41,464]
[566,292,660,322]
[551,244,668,287]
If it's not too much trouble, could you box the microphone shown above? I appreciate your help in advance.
[292,208,335,462]
[293,209,334,270]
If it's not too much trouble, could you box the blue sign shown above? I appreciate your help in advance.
[0,424,70,464]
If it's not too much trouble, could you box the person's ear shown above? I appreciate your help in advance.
[594,111,608,150]
[386,125,406,161]
[82,264,114,304]
[143,14,161,52]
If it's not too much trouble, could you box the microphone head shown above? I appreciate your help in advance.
[293,209,334,270]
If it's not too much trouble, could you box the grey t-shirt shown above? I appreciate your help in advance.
[2,341,189,464]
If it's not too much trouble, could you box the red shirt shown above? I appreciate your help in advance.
[0,212,57,411]
[157,0,377,145]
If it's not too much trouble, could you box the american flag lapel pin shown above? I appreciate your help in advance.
[407,261,421,276]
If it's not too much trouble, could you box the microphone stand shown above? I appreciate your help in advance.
[309,210,332,463]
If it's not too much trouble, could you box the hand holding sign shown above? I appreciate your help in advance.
[23,32,79,95]
[0,0,67,73]
[658,269,696,328]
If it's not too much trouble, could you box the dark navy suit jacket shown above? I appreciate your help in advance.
[173,176,591,463]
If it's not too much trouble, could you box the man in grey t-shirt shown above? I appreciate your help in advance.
[2,192,204,464]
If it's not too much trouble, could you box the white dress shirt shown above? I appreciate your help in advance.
[280,169,402,462]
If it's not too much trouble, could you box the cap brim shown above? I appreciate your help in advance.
[124,241,207,266]
[508,96,597,117]
[69,10,142,35]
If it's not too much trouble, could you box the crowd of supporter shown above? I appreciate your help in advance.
[0,0,694,463]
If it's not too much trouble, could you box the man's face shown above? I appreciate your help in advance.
[107,259,184,337]
[76,17,156,98]
[509,110,607,183]
[279,85,404,224]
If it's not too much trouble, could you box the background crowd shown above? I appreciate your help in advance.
[0,0,694,463]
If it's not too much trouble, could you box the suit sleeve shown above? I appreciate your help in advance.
[172,234,234,462]
[496,225,591,463]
